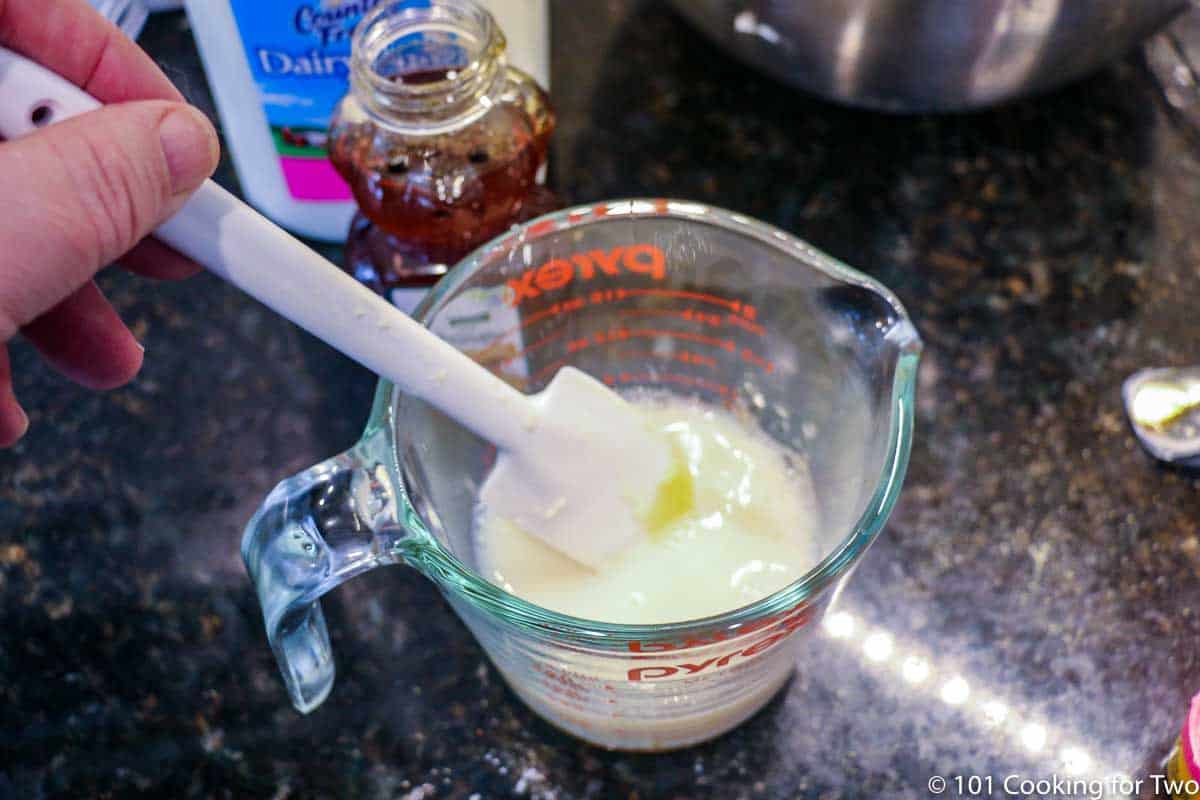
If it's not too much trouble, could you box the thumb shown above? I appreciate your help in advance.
[0,100,219,341]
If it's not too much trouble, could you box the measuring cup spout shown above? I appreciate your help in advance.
[241,425,407,712]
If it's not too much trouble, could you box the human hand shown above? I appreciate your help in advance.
[0,0,220,447]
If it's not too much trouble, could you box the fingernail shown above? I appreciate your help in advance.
[3,404,29,447]
[159,106,218,194]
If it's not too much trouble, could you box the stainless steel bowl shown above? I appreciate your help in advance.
[668,0,1190,111]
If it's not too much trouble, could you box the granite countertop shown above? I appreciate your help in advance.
[3,4,1199,799]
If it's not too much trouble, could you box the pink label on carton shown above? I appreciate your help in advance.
[280,156,353,201]
[1186,693,1199,779]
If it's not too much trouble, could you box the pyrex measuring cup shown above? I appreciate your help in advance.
[243,199,922,750]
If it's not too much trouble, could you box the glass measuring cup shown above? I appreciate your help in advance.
[243,199,922,750]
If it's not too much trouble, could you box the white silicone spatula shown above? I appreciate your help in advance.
[0,46,686,567]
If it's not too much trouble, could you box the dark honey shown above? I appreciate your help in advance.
[328,6,557,302]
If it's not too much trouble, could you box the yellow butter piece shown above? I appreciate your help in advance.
[642,451,695,536]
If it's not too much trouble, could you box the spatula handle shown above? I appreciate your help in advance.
[0,45,532,449]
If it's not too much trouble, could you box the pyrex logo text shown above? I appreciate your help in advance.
[626,603,815,681]
[506,245,667,306]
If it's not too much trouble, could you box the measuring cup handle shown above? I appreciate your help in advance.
[241,426,405,713]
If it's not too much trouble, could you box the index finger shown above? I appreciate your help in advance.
[0,0,182,103]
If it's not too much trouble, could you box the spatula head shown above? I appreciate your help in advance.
[478,367,690,568]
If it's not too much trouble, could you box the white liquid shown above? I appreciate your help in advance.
[475,399,822,624]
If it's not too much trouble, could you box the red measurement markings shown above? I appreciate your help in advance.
[525,218,559,238]
[626,288,738,311]
[617,307,725,327]
[618,306,766,339]
[535,327,773,379]
[625,288,758,319]
[741,347,775,374]
[531,357,570,385]
[499,327,567,369]
[530,348,718,385]
[726,313,765,336]
[587,287,629,306]
[509,289,761,340]
[459,296,586,364]
[593,199,671,217]
[642,326,733,351]
[603,371,732,397]
[563,327,735,354]
[587,288,760,326]
[609,349,720,370]
[517,295,589,331]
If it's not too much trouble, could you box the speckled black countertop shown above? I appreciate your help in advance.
[3,4,1199,799]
